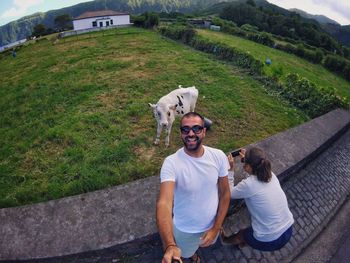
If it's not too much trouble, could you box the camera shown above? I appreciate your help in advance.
[231,149,241,157]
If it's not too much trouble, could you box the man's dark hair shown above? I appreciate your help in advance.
[180,112,205,126]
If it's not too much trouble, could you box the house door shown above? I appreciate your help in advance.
[106,21,109,26]
[99,21,103,27]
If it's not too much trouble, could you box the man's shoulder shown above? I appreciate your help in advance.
[204,145,226,157]
[164,147,184,162]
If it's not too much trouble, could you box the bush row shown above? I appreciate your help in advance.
[324,55,350,81]
[259,73,348,118]
[274,43,324,64]
[212,18,325,65]
[158,24,348,118]
[282,73,348,117]
[159,25,263,75]
[211,17,350,78]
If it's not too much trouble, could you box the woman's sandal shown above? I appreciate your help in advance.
[220,228,246,249]
[220,228,236,247]
[190,252,201,263]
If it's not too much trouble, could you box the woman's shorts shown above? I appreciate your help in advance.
[243,226,293,251]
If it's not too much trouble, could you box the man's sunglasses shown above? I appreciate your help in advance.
[180,125,204,135]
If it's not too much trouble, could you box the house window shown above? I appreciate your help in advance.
[106,21,109,26]
[110,19,113,25]
[92,21,97,27]
[99,21,103,27]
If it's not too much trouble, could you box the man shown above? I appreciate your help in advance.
[156,112,231,263]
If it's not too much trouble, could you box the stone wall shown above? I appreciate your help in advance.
[0,108,349,261]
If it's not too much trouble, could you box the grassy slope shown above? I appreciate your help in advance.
[0,27,307,207]
[198,29,350,101]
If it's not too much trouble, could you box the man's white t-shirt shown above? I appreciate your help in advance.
[231,173,294,241]
[160,146,229,233]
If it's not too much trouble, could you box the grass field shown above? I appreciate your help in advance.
[197,29,350,101]
[0,27,309,207]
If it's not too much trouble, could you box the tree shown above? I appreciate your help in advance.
[246,0,256,7]
[32,24,46,37]
[133,12,159,28]
[54,14,72,31]
[144,12,159,28]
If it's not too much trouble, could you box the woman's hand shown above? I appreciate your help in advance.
[240,148,246,162]
[227,153,235,171]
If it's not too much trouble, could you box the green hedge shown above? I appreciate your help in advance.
[159,24,348,118]
[324,55,350,81]
[159,25,263,75]
[282,73,347,117]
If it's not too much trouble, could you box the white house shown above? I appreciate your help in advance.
[73,10,130,31]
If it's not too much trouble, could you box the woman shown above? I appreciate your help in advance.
[221,147,294,251]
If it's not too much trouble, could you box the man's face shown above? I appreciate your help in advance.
[180,116,206,152]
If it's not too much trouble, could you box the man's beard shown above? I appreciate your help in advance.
[182,135,202,152]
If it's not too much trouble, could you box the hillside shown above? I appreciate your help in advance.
[290,8,350,47]
[0,0,224,46]
[197,29,350,99]
[289,8,340,25]
[321,24,350,47]
[0,26,308,207]
[204,0,348,53]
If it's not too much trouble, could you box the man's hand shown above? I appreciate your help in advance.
[162,245,182,263]
[199,226,220,247]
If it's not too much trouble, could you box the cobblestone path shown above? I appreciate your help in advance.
[19,129,350,263]
[138,129,350,263]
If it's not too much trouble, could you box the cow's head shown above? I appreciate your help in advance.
[149,103,176,127]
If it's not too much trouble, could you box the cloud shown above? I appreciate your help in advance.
[311,0,350,24]
[1,0,44,18]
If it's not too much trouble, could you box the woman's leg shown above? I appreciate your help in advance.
[221,228,247,247]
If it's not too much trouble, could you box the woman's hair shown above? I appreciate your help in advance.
[245,147,272,182]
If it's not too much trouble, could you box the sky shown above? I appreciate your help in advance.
[0,0,92,26]
[0,0,349,27]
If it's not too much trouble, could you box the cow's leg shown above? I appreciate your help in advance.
[165,123,173,147]
[154,123,162,145]
[190,100,197,112]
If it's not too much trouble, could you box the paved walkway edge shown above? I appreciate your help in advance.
[287,193,350,263]
[0,108,349,261]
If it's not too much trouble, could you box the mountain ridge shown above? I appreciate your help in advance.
[289,8,340,25]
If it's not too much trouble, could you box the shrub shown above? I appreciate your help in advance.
[159,25,263,75]
[324,55,346,72]
[132,12,159,28]
[132,15,146,27]
[324,55,350,80]
[189,36,263,75]
[158,25,195,42]
[247,32,274,46]
[283,73,347,117]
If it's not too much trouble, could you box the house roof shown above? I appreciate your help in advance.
[74,10,129,20]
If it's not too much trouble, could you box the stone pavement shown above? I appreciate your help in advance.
[13,125,350,263]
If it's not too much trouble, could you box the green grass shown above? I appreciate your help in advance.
[197,29,350,101]
[0,27,309,207]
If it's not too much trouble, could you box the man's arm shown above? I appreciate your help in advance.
[200,176,230,247]
[156,181,182,262]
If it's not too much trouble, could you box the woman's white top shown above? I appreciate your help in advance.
[231,173,294,241]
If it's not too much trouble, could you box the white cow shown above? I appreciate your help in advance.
[149,86,198,146]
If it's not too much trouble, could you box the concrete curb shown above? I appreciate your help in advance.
[1,108,349,261]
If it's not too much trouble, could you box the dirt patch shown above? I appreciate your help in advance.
[133,145,157,162]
